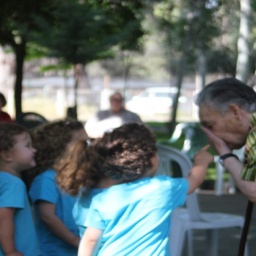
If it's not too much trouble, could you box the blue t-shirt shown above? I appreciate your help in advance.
[29,169,79,256]
[73,188,105,238]
[86,175,189,256]
[0,172,40,256]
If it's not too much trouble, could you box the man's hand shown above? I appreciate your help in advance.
[201,127,231,155]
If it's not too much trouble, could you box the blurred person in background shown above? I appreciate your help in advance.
[0,123,40,256]
[85,91,142,139]
[0,93,13,122]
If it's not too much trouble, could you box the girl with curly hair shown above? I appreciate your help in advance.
[56,123,213,256]
[28,119,87,256]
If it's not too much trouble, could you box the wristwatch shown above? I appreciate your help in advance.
[219,153,239,166]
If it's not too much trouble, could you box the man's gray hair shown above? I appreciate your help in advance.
[194,77,256,114]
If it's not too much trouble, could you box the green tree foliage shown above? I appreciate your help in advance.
[0,0,143,118]
[33,0,144,65]
[152,0,220,130]
[153,0,220,74]
[150,0,256,126]
[0,0,60,116]
[19,0,144,118]
[0,0,144,117]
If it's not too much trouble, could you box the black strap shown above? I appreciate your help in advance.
[237,200,254,256]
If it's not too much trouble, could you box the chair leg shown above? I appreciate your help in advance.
[227,175,236,194]
[214,157,224,196]
[243,241,249,256]
[170,219,187,256]
[187,229,193,256]
[206,229,218,256]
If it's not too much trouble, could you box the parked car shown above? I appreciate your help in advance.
[125,87,187,114]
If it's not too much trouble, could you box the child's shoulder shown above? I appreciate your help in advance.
[30,169,57,189]
[35,168,56,179]
[0,172,25,196]
[0,171,22,183]
[152,174,181,182]
[152,175,188,188]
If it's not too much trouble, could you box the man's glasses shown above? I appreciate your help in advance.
[110,98,122,102]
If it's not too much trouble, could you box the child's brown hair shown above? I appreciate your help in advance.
[0,123,28,153]
[23,119,85,189]
[56,123,157,196]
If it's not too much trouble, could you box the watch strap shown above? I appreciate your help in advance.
[219,153,239,164]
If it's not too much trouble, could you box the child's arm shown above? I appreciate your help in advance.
[0,208,23,256]
[78,227,103,256]
[186,145,213,194]
[37,201,80,247]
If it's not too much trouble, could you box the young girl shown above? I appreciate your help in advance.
[28,120,87,256]
[0,123,40,256]
[56,123,213,256]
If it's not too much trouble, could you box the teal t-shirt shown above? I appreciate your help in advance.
[29,169,79,256]
[0,172,40,256]
[86,175,189,256]
[73,188,105,238]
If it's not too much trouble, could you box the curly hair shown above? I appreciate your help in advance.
[95,123,157,181]
[55,123,157,196]
[30,119,85,176]
[0,123,28,152]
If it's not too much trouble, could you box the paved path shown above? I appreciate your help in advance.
[181,191,256,256]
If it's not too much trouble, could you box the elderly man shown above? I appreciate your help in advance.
[195,77,256,203]
[85,91,142,138]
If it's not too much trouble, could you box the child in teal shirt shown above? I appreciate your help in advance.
[56,123,213,256]
[0,123,40,256]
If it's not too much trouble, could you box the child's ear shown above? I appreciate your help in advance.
[0,150,13,162]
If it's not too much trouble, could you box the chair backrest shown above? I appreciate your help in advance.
[157,143,203,221]
[15,112,48,130]
[168,122,208,159]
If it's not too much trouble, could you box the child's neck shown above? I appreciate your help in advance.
[0,163,20,177]
[97,177,118,188]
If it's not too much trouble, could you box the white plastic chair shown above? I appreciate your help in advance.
[167,122,234,195]
[156,143,249,256]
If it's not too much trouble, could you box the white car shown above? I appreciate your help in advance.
[126,87,186,114]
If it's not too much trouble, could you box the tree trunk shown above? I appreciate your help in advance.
[169,52,187,134]
[236,0,251,83]
[195,48,206,91]
[122,52,133,100]
[68,64,80,120]
[13,41,26,118]
[169,25,192,134]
